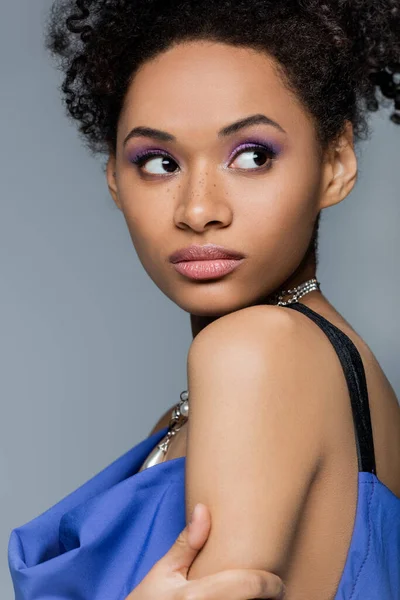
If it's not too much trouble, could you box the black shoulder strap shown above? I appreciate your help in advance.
[285,302,376,475]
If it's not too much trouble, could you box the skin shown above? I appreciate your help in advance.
[125,502,286,600]
[105,40,400,597]
[106,40,357,334]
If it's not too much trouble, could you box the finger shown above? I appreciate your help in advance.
[186,503,211,549]
[160,503,211,574]
[185,568,286,600]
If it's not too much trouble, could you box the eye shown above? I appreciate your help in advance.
[130,150,179,176]
[229,143,278,171]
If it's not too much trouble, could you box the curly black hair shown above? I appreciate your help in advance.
[44,0,400,160]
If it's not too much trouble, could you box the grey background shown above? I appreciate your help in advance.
[1,2,399,597]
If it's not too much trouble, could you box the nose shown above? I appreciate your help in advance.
[174,169,233,232]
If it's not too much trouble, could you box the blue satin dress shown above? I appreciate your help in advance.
[8,303,400,599]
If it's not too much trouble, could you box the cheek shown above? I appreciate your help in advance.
[119,187,157,239]
[242,175,318,239]
[238,165,320,272]
[119,197,170,277]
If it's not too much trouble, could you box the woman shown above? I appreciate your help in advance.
[8,0,400,598]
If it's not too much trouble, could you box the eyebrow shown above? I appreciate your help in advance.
[123,113,286,146]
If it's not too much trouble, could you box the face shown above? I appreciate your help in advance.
[107,40,356,316]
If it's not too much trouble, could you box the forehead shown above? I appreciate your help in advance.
[118,40,317,147]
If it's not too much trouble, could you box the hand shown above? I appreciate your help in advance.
[125,502,286,600]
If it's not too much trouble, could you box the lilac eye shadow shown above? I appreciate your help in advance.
[226,137,283,163]
[127,147,168,164]
[126,136,284,166]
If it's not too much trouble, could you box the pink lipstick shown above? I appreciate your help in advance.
[169,244,245,280]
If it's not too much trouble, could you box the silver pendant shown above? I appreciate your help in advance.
[137,433,171,472]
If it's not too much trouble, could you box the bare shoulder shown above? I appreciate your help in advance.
[185,302,366,465]
[188,302,335,365]
[187,303,348,449]
[188,302,400,496]
[189,304,296,351]
[188,302,363,372]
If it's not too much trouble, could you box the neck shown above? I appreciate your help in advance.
[190,252,318,339]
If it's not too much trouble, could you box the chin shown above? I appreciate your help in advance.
[171,286,257,317]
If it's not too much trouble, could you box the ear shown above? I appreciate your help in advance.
[106,154,122,210]
[318,120,358,210]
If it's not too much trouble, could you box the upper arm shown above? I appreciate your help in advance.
[185,305,329,581]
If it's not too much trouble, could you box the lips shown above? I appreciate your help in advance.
[172,258,244,280]
[169,244,245,263]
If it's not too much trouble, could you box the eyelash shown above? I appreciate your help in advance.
[129,143,279,176]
